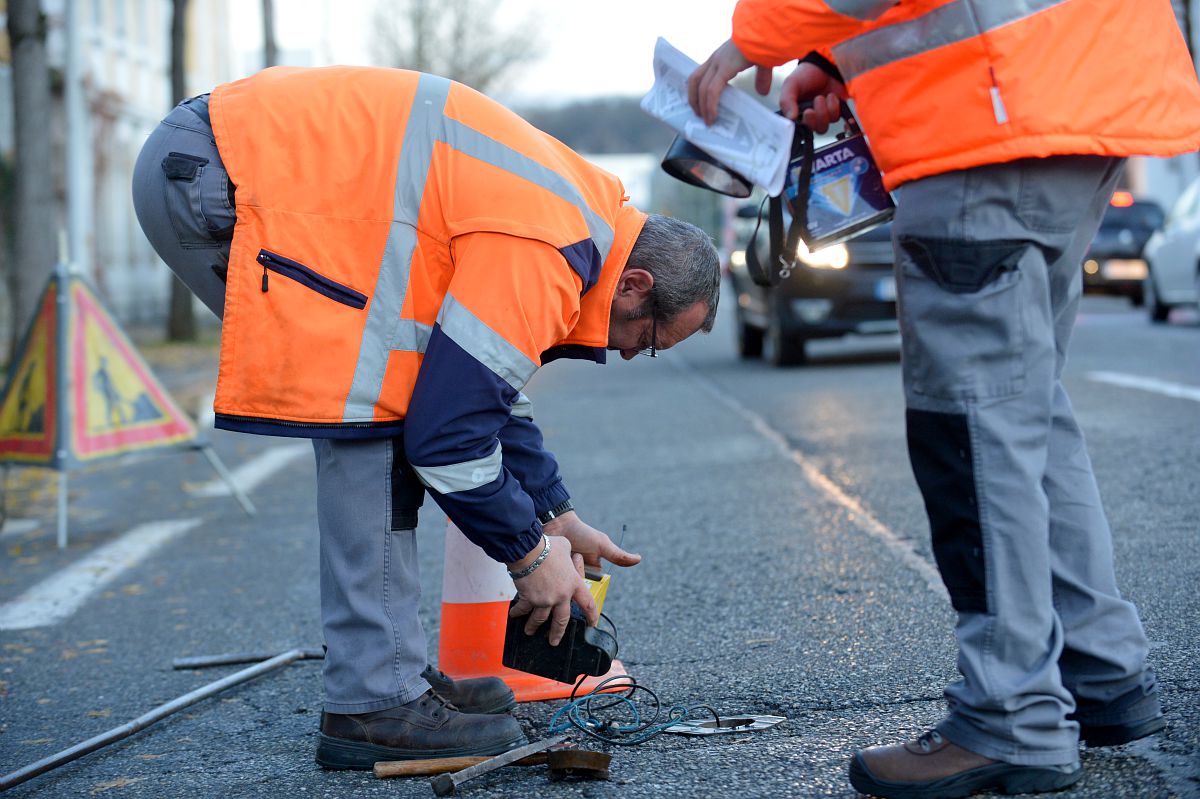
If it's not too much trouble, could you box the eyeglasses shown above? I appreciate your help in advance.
[637,297,658,358]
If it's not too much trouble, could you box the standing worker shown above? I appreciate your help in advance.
[689,1,1200,797]
[132,66,720,769]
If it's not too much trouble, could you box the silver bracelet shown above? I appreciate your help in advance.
[507,535,550,580]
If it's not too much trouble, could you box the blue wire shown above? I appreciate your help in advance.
[547,677,719,746]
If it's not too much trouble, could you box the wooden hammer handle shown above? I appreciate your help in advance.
[373,753,548,778]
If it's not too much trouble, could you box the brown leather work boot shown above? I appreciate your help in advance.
[422,664,516,715]
[848,730,1081,798]
[315,690,527,770]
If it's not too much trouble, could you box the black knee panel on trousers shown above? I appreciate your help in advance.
[906,408,988,613]
[390,436,426,531]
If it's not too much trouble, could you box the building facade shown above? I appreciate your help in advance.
[0,0,234,332]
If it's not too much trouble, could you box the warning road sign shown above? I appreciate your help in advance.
[70,281,196,462]
[0,274,198,469]
[0,284,59,463]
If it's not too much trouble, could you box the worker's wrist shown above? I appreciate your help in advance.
[537,498,574,526]
[506,535,550,579]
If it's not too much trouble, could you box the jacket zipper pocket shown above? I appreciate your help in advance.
[256,249,368,310]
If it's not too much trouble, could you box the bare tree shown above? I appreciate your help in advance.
[369,0,542,94]
[5,0,57,360]
[262,0,278,68]
[165,0,197,341]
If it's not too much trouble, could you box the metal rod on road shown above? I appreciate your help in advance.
[173,647,324,670]
[0,648,310,792]
[199,444,257,517]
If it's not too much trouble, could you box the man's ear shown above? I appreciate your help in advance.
[616,268,654,300]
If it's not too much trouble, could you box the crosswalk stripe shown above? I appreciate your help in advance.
[1087,371,1200,403]
[0,519,201,630]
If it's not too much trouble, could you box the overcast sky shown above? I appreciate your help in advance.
[231,0,741,104]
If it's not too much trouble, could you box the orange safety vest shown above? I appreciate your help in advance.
[208,66,646,436]
[732,0,1200,189]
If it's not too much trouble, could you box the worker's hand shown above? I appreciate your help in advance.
[779,62,848,134]
[508,535,597,645]
[688,39,773,126]
[542,511,641,571]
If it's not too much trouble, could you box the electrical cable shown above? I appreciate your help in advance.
[547,653,722,747]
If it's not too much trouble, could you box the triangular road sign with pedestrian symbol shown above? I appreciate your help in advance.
[0,272,197,467]
[0,266,254,547]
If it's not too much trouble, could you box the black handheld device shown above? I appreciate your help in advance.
[501,600,618,684]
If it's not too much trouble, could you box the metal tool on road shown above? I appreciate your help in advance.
[663,714,786,735]
[172,647,325,670]
[373,753,549,779]
[430,734,568,796]
[546,748,612,782]
[0,648,314,792]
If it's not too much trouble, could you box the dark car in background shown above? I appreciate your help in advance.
[1082,191,1164,305]
[727,204,898,366]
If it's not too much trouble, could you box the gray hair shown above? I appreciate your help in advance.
[626,214,720,332]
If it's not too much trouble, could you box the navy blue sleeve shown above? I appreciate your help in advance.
[404,328,545,563]
[497,411,571,516]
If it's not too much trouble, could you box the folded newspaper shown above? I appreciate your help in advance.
[640,37,794,197]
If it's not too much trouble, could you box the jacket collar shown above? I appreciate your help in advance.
[545,204,647,365]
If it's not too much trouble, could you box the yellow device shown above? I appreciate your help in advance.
[585,571,610,614]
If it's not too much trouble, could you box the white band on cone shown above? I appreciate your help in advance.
[441,521,518,604]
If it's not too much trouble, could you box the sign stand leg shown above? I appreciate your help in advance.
[199,445,256,517]
[57,470,68,550]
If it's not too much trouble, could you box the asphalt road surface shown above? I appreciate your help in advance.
[0,293,1196,798]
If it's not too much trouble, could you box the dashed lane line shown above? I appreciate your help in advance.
[671,358,948,601]
[1087,371,1200,404]
[0,519,202,630]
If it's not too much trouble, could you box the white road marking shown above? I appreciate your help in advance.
[1,519,41,538]
[198,391,215,430]
[189,443,311,498]
[1087,371,1200,404]
[0,519,201,630]
[672,359,948,601]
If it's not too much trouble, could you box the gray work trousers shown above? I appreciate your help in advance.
[892,155,1157,765]
[132,98,432,712]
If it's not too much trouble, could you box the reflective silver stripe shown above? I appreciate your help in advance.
[392,320,434,353]
[412,442,503,494]
[343,74,452,421]
[438,293,538,391]
[441,118,615,264]
[832,0,1071,82]
[823,0,898,21]
[511,393,533,419]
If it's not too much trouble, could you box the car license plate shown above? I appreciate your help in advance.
[874,276,897,301]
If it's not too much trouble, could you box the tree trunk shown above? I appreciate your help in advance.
[262,0,277,68]
[166,0,197,341]
[5,0,57,360]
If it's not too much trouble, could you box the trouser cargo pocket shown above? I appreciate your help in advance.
[161,151,236,248]
[898,236,1030,402]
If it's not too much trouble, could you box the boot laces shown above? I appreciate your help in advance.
[419,688,454,719]
[917,730,944,752]
[424,665,451,683]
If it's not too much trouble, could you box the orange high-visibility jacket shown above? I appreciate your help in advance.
[732,0,1200,189]
[209,67,647,561]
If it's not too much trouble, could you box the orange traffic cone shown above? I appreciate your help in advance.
[437,521,628,702]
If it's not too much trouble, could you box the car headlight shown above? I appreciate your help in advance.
[797,241,849,270]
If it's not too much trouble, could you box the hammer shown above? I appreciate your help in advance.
[373,753,548,779]
[430,734,568,796]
